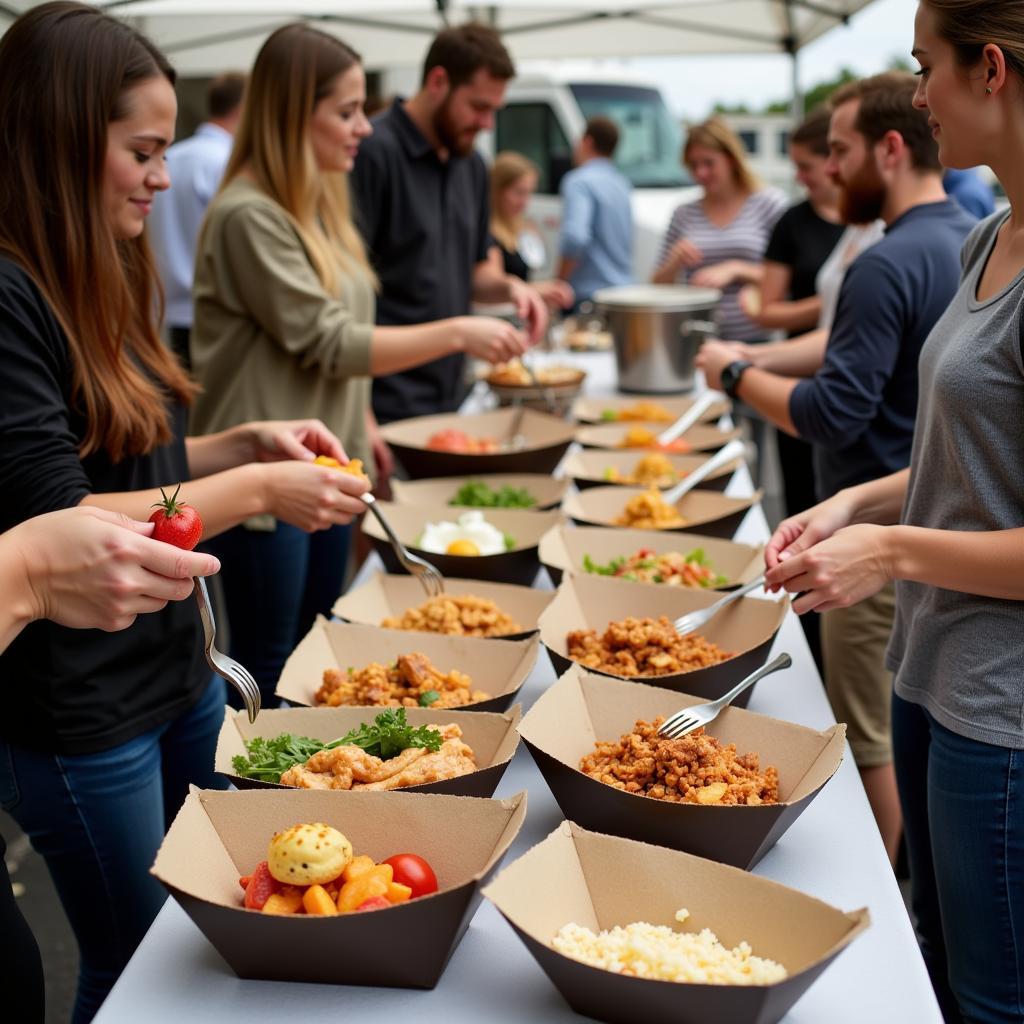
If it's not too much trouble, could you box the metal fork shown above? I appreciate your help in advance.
[503,401,528,451]
[361,492,445,598]
[662,438,746,504]
[672,573,766,637]
[656,652,792,739]
[656,390,726,446]
[193,576,261,723]
[523,360,560,415]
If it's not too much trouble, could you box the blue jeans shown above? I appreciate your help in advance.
[892,693,1024,1023]
[204,522,351,708]
[0,675,227,1024]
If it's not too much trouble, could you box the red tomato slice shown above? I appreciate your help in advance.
[356,895,392,912]
[243,861,279,910]
[381,853,438,899]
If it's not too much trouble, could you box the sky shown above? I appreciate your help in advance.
[630,0,920,119]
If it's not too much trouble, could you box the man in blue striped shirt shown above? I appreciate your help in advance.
[557,116,633,304]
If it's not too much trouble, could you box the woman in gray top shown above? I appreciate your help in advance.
[763,3,1024,1021]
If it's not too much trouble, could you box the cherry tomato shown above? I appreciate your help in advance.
[148,485,203,550]
[382,854,438,898]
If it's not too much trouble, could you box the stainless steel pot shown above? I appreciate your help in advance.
[594,285,721,394]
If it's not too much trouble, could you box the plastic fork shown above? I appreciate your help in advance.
[672,573,767,637]
[661,437,746,504]
[656,390,726,447]
[361,492,445,598]
[656,652,792,739]
[193,577,261,723]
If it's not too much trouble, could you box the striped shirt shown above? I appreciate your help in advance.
[656,188,788,341]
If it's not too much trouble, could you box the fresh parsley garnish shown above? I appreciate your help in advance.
[337,707,444,760]
[230,709,444,783]
[418,690,440,707]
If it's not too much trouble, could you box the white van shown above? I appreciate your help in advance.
[379,64,701,283]
[479,69,702,282]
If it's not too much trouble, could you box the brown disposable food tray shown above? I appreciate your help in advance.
[379,407,575,478]
[483,821,868,1024]
[391,473,570,511]
[563,448,741,492]
[538,523,765,590]
[275,616,538,715]
[332,570,556,642]
[518,665,845,869]
[537,573,788,704]
[359,500,562,587]
[575,420,741,454]
[216,702,522,799]
[563,484,763,540]
[152,787,526,989]
[571,393,731,425]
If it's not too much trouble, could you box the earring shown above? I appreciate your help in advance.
[986,86,993,94]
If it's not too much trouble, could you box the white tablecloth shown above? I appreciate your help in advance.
[94,353,941,1024]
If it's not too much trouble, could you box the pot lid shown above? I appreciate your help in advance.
[593,284,721,312]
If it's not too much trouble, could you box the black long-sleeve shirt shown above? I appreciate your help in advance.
[0,258,206,755]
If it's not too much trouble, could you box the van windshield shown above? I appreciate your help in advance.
[570,83,691,189]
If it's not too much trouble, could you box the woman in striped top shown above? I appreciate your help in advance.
[652,118,787,341]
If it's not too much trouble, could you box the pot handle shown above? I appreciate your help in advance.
[680,318,718,343]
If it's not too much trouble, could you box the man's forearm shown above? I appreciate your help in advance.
[733,369,800,436]
[750,329,828,378]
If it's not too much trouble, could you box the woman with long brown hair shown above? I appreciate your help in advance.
[190,23,530,706]
[765,1,1024,1017]
[0,5,368,1020]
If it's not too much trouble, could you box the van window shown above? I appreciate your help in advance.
[495,103,573,195]
[570,83,691,188]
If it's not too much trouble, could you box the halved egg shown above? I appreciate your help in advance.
[419,510,510,556]
[446,538,481,556]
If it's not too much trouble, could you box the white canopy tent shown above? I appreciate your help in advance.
[1,1,877,84]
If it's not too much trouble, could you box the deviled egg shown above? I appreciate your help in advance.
[418,510,513,556]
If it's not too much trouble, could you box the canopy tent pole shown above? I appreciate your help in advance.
[783,0,803,121]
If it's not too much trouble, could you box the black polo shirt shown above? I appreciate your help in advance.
[351,100,491,423]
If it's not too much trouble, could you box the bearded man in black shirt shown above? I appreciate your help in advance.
[351,23,547,424]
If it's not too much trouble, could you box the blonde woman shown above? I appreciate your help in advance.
[652,118,787,342]
[489,151,574,308]
[191,23,527,705]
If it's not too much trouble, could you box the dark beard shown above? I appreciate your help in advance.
[837,158,886,225]
[433,95,474,158]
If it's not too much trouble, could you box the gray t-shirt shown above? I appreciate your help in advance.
[887,211,1024,748]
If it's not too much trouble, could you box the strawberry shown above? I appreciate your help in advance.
[148,485,203,551]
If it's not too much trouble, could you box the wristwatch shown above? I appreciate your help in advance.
[720,359,753,399]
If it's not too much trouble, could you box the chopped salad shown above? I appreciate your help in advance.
[582,547,729,588]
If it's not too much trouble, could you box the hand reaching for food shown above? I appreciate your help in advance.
[764,523,896,615]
